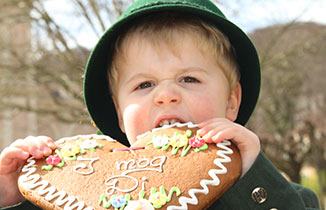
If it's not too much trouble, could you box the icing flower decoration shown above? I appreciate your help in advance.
[110,195,127,208]
[124,199,154,210]
[189,135,208,152]
[60,144,81,160]
[149,187,168,208]
[80,139,102,151]
[148,186,181,208]
[152,135,169,148]
[42,149,65,170]
[46,154,62,165]
[189,135,205,148]
[149,192,167,208]
[151,128,208,156]
[169,133,188,148]
[168,132,190,155]
[99,194,130,209]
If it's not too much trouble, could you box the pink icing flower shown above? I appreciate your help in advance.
[189,136,205,148]
[46,155,62,165]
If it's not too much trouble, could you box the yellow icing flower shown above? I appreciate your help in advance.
[179,135,189,147]
[60,144,81,158]
[169,134,188,148]
[149,192,167,208]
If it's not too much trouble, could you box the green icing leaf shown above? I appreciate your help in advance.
[200,143,208,150]
[55,160,65,167]
[185,129,192,137]
[41,165,53,171]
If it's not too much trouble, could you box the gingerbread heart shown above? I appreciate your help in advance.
[18,122,241,210]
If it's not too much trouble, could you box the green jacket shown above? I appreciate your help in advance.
[1,152,320,210]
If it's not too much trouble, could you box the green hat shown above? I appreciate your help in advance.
[84,0,261,146]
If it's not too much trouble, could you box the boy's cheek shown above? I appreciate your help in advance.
[122,104,149,140]
[190,99,225,123]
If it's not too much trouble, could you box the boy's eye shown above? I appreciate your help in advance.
[136,81,154,90]
[181,76,200,83]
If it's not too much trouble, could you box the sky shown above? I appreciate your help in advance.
[218,0,326,32]
[43,0,326,49]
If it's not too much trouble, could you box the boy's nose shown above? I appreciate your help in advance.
[153,83,181,106]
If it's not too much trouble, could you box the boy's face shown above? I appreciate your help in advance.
[113,32,241,144]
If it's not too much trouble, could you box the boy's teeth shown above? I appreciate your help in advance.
[170,119,179,124]
[160,120,170,127]
[159,119,180,127]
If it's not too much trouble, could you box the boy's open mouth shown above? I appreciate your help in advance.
[156,119,184,128]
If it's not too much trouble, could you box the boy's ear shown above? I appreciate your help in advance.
[112,97,125,133]
[226,82,242,122]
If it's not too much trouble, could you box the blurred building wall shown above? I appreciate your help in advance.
[0,1,95,151]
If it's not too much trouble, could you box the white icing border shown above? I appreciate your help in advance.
[56,134,116,144]
[166,140,233,210]
[136,122,198,140]
[20,158,94,210]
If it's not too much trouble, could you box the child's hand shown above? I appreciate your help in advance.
[0,136,55,207]
[197,118,260,177]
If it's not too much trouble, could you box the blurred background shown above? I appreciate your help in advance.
[0,0,325,208]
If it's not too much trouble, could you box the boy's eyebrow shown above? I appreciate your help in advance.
[121,72,154,85]
[180,67,209,74]
[175,67,210,76]
[128,72,152,80]
[122,67,208,84]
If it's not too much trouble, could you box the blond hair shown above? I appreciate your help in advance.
[108,12,240,96]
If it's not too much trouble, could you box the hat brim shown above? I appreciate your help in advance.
[84,3,260,146]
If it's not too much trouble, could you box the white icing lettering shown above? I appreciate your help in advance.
[150,156,166,169]
[105,156,166,195]
[116,159,136,170]
[115,156,166,175]
[137,158,150,168]
[105,174,138,195]
[122,156,166,175]
[141,177,148,191]
[73,156,99,175]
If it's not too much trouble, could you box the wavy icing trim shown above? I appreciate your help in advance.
[56,134,116,144]
[166,140,233,210]
[20,158,94,210]
[136,122,198,140]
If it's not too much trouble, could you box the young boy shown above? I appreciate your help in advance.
[0,0,321,209]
